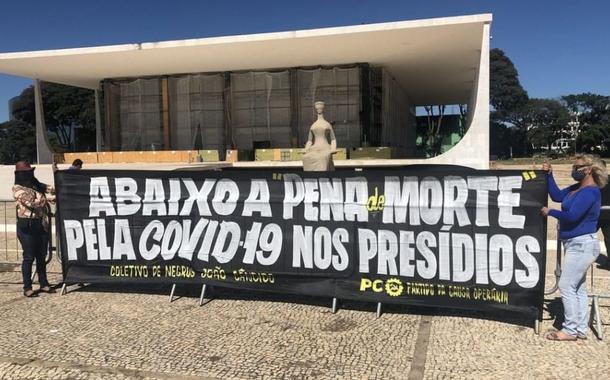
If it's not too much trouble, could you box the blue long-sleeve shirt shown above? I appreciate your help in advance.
[547,173,600,240]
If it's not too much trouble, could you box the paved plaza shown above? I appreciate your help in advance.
[1,164,609,379]
[0,260,609,379]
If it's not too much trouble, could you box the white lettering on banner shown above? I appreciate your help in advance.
[467,176,497,226]
[344,177,368,222]
[242,179,272,217]
[294,225,349,271]
[161,220,182,260]
[89,177,115,217]
[498,176,525,229]
[197,220,218,261]
[139,220,163,261]
[377,230,398,275]
[416,231,438,279]
[64,220,84,260]
[399,231,416,277]
[438,232,451,281]
[319,178,344,222]
[112,219,136,260]
[452,233,475,282]
[65,171,545,293]
[488,234,513,286]
[115,178,141,216]
[419,178,443,225]
[96,219,111,260]
[212,179,239,216]
[443,176,470,226]
[82,219,98,261]
[180,179,216,217]
[178,219,209,261]
[475,233,489,285]
[283,174,305,219]
[382,176,420,225]
[356,229,540,288]
[304,178,320,221]
[283,175,367,222]
[211,221,240,263]
[515,236,540,288]
[167,179,181,216]
[143,179,166,216]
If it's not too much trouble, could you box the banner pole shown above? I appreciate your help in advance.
[376,302,382,319]
[199,284,208,306]
[169,284,176,303]
[60,283,67,296]
[331,297,338,313]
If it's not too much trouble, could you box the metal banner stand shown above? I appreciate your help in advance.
[589,265,607,340]
[376,302,382,319]
[331,297,338,313]
[168,284,177,303]
[60,283,67,296]
[199,284,208,306]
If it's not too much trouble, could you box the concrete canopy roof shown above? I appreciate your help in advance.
[0,14,491,105]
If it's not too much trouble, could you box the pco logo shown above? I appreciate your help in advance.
[360,278,404,297]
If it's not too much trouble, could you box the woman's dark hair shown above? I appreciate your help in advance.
[72,159,83,167]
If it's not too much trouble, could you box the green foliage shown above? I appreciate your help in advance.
[490,48,529,124]
[489,48,531,158]
[561,93,610,154]
[11,82,95,151]
[522,98,570,152]
[575,124,610,153]
[0,120,37,164]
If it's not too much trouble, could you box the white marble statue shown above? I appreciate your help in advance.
[302,101,337,171]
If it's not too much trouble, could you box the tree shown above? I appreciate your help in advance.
[423,105,446,157]
[11,82,96,151]
[0,120,37,164]
[522,99,570,153]
[576,124,610,153]
[561,93,610,154]
[490,48,529,125]
[489,49,530,158]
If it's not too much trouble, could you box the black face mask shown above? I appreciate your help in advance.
[14,170,46,193]
[571,168,587,182]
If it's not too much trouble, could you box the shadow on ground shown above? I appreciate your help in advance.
[65,281,536,328]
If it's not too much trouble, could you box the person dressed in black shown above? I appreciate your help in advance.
[12,161,56,297]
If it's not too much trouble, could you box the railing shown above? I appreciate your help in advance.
[0,199,58,267]
[0,199,20,263]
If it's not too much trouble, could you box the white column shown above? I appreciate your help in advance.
[34,79,54,164]
[95,89,102,152]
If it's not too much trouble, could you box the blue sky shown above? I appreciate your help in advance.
[0,0,609,122]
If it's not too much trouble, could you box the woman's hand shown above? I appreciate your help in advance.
[542,161,552,174]
[540,207,550,217]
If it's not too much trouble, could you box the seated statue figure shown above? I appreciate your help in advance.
[302,101,337,171]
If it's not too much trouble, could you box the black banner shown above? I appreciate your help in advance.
[55,166,547,317]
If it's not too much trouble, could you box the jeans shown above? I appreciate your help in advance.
[558,233,600,336]
[16,218,50,291]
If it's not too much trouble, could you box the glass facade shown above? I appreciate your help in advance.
[103,64,416,156]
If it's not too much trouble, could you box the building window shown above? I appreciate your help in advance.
[106,78,163,151]
[169,74,225,151]
[230,71,291,149]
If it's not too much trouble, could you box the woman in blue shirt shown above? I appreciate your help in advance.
[542,154,607,341]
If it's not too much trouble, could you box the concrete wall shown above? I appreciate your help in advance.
[423,22,490,169]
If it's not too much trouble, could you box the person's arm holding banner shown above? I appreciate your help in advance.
[542,161,573,203]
